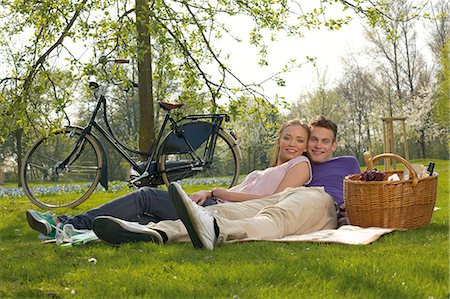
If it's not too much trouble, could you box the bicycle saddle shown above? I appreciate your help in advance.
[159,101,184,111]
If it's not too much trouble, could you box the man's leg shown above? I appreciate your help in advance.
[65,187,176,229]
[215,187,337,243]
[168,185,337,249]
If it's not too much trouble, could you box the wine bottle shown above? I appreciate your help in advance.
[426,162,435,176]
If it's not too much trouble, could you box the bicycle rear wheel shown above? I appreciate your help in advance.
[159,129,240,188]
[21,127,103,209]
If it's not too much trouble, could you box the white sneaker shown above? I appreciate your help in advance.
[92,216,163,246]
[168,182,217,250]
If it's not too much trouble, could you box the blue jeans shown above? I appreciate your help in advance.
[59,187,218,230]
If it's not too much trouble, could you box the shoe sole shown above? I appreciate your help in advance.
[168,183,204,249]
[92,217,161,246]
[26,210,51,235]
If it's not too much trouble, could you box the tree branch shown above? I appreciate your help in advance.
[22,0,89,93]
[1,0,89,129]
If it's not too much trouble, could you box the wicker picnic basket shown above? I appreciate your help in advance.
[344,152,438,229]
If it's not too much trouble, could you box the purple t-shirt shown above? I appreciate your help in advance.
[306,156,360,206]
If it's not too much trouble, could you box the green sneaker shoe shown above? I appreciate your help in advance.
[26,210,57,235]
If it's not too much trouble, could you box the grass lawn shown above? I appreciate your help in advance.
[0,160,448,298]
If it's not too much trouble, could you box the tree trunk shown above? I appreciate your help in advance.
[135,0,155,154]
[420,129,426,158]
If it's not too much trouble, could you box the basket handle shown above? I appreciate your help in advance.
[365,152,419,187]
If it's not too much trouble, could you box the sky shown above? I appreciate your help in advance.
[218,10,367,104]
[218,5,433,105]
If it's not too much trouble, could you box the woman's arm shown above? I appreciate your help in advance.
[210,188,261,202]
[273,161,311,193]
[189,178,247,205]
[213,161,311,202]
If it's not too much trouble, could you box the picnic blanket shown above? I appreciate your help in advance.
[43,208,440,247]
[229,225,396,245]
[46,225,395,247]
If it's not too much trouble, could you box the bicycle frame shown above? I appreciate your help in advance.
[61,81,229,189]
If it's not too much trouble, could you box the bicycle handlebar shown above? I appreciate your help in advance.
[98,55,130,65]
[113,59,130,64]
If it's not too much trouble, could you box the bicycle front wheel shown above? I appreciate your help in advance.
[159,129,240,188]
[21,127,103,209]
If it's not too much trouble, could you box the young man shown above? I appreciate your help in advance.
[92,116,361,248]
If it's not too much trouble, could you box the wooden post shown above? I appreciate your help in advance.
[402,120,409,160]
[382,118,395,169]
[381,117,408,169]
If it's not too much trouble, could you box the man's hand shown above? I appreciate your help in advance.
[189,190,211,206]
[210,188,227,199]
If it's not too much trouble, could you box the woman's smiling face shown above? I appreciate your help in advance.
[277,124,309,165]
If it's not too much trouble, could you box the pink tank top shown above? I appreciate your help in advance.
[229,155,312,196]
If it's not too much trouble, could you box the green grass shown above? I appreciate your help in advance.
[0,160,448,298]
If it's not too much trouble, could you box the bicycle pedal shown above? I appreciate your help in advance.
[127,179,140,186]
[128,171,149,184]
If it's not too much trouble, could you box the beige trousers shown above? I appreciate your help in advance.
[148,187,338,244]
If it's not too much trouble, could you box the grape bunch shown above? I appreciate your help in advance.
[359,168,386,181]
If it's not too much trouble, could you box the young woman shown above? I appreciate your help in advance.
[189,119,311,205]
[26,119,313,241]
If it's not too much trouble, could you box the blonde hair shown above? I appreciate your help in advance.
[271,119,310,167]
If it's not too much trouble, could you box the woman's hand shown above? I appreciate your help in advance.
[189,190,212,205]
[211,188,260,202]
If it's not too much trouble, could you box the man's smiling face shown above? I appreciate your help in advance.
[307,126,337,163]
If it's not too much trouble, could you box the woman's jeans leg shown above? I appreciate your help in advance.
[61,187,176,229]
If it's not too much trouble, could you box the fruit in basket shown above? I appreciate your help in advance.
[359,168,386,181]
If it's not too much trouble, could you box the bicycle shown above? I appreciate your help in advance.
[20,58,241,209]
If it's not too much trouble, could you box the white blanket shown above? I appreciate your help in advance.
[44,225,396,246]
[231,208,443,245]
[230,225,396,245]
